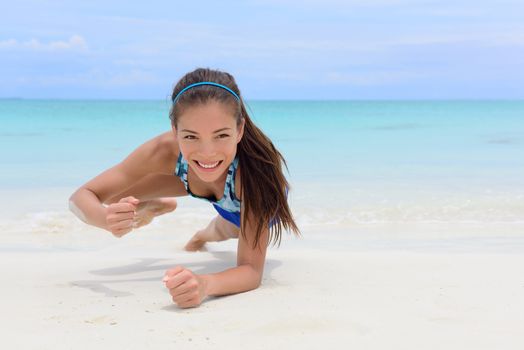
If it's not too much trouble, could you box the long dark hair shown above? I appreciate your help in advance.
[169,68,300,249]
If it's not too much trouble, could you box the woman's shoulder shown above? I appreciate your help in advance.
[128,131,179,174]
[154,131,180,173]
[156,131,179,158]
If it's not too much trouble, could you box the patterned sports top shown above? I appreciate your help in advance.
[174,153,241,214]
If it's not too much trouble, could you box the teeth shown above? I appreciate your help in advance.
[197,160,220,169]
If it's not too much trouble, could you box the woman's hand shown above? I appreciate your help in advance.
[163,266,208,308]
[105,196,139,237]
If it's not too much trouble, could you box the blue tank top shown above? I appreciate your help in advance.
[174,153,241,214]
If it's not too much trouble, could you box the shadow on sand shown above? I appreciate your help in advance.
[70,250,282,307]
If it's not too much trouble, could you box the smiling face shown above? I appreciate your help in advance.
[173,101,244,183]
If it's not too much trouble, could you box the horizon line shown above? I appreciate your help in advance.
[1,97,523,102]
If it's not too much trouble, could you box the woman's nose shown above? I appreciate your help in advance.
[198,141,217,157]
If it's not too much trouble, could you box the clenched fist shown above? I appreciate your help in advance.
[105,196,139,237]
[163,266,208,308]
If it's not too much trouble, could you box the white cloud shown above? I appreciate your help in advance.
[0,35,88,52]
[106,70,159,86]
[14,69,159,88]
[324,70,431,86]
[0,39,17,48]
[248,0,419,7]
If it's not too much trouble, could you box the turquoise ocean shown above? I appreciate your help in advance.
[1,99,523,228]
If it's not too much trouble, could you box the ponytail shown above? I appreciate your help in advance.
[237,103,300,248]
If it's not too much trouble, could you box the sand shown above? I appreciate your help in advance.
[1,188,523,349]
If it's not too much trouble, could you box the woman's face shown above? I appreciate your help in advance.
[173,101,244,183]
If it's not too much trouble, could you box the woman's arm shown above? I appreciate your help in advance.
[200,168,268,295]
[69,131,185,231]
[164,211,269,308]
[202,215,269,296]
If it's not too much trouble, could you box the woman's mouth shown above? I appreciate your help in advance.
[194,160,223,171]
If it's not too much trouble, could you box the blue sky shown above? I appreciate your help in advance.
[1,0,523,99]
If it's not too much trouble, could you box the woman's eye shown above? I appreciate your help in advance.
[184,135,197,140]
[217,134,230,139]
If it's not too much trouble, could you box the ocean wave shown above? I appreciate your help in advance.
[2,198,523,236]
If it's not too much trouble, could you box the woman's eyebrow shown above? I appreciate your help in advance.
[180,127,232,134]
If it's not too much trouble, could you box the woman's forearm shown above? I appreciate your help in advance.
[200,264,262,297]
[69,189,108,231]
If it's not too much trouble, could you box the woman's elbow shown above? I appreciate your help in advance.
[251,268,264,289]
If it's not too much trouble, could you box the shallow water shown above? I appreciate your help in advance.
[1,99,523,226]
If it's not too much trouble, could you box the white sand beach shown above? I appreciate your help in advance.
[1,187,523,349]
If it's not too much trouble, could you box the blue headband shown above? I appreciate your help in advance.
[172,82,240,105]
